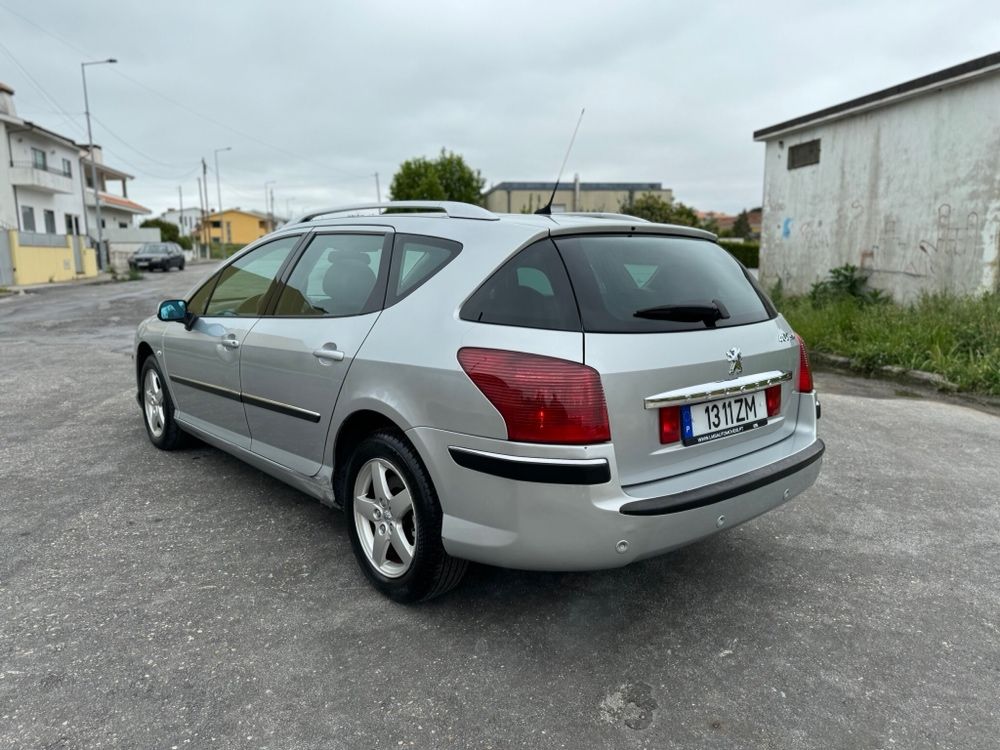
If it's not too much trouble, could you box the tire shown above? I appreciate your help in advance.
[139,356,186,450]
[345,430,467,602]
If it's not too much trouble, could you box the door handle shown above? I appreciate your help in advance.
[312,345,345,362]
[220,337,240,349]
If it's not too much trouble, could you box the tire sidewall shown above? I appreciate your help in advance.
[140,356,177,448]
[345,433,445,602]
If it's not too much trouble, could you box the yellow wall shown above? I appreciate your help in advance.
[9,231,99,285]
[202,211,272,246]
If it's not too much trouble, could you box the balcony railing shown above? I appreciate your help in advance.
[11,160,73,177]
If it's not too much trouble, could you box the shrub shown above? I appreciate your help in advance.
[718,240,759,269]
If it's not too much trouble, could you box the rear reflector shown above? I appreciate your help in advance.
[795,334,814,393]
[765,385,781,417]
[457,348,611,445]
[659,405,681,444]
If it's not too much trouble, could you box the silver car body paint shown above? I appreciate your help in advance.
[135,210,822,571]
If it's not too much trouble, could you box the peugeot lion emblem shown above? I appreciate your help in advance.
[726,347,743,377]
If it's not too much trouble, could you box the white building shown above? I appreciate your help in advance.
[753,51,1000,301]
[0,83,86,237]
[159,207,203,237]
[80,145,152,235]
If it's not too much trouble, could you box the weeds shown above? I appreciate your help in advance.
[774,267,1000,395]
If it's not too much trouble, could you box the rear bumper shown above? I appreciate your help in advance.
[407,392,824,571]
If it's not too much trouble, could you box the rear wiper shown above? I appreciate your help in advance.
[633,299,730,326]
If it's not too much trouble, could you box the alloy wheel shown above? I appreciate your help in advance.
[144,368,166,438]
[352,457,417,578]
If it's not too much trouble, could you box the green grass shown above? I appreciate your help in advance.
[777,291,1000,395]
[209,243,245,259]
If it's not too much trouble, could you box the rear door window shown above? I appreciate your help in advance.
[460,239,580,331]
[272,233,389,317]
[555,234,773,333]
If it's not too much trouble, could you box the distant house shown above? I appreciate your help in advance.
[483,177,673,214]
[159,207,203,237]
[198,208,282,246]
[80,146,151,232]
[753,51,1000,300]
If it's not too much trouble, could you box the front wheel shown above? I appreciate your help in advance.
[140,356,185,450]
[345,431,467,602]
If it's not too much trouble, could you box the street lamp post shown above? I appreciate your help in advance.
[214,146,232,217]
[81,57,117,269]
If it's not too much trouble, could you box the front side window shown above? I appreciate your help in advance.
[460,239,580,331]
[555,234,773,333]
[273,233,388,317]
[203,235,300,317]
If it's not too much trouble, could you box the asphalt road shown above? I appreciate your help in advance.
[1,269,998,749]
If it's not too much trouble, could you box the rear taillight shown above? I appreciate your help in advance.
[765,385,781,416]
[795,334,814,393]
[457,348,610,445]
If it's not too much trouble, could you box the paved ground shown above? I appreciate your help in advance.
[1,269,998,749]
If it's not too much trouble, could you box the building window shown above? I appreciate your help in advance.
[31,147,47,170]
[65,214,75,235]
[118,221,128,229]
[788,139,821,170]
[44,209,57,234]
[62,158,72,177]
[210,220,221,228]
[21,206,36,232]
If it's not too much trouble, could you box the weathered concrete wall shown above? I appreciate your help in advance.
[759,73,1000,301]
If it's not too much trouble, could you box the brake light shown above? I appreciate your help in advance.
[796,334,814,393]
[765,385,781,416]
[457,348,610,444]
[659,406,681,444]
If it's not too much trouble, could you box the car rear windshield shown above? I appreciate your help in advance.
[553,234,773,333]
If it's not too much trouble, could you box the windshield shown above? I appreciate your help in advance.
[554,234,773,333]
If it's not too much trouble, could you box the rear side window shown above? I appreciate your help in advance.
[387,234,461,305]
[460,239,580,331]
[555,234,772,333]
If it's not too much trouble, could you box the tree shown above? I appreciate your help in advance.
[141,218,180,243]
[389,149,485,204]
[732,210,752,239]
[619,193,701,228]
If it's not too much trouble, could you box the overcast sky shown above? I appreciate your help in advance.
[1,0,997,218]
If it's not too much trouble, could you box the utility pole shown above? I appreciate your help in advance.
[270,187,275,228]
[374,172,381,203]
[81,57,117,270]
[213,146,231,221]
[264,180,275,231]
[177,185,183,239]
[202,157,210,255]
[197,176,205,259]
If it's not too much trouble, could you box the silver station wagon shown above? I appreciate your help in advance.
[135,201,824,602]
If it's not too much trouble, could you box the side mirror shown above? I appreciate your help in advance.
[157,299,187,322]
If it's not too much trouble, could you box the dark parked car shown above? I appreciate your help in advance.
[130,243,186,272]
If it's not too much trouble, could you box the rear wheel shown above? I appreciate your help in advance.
[345,431,466,602]
[140,356,185,450]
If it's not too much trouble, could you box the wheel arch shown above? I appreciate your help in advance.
[331,408,411,504]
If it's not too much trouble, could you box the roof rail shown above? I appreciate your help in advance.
[557,212,650,223]
[291,201,498,224]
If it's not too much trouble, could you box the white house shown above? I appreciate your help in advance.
[80,145,152,234]
[1,83,86,237]
[753,51,1000,301]
[159,207,203,237]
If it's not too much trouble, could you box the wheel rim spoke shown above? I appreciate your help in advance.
[372,461,393,505]
[389,488,412,519]
[370,527,391,566]
[354,496,381,522]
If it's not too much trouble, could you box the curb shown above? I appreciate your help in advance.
[812,351,959,391]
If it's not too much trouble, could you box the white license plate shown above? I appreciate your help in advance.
[682,391,767,445]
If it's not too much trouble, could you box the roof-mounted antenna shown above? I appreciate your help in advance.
[535,107,585,215]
